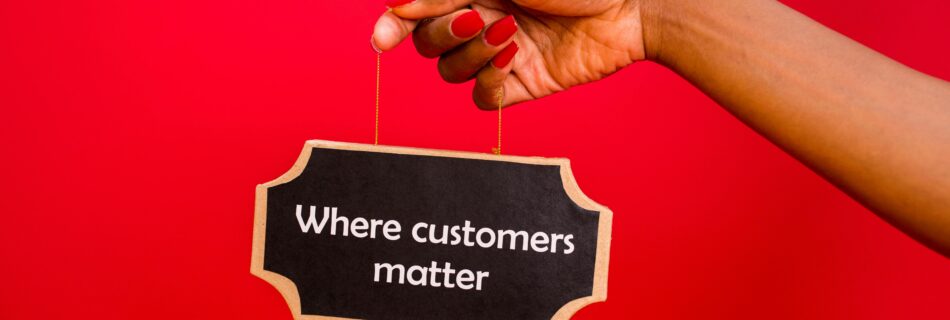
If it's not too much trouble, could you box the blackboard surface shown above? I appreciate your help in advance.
[251,140,611,320]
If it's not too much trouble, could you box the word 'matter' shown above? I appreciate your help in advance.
[374,261,489,291]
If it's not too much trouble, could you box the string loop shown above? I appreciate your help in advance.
[492,88,503,155]
[374,52,380,145]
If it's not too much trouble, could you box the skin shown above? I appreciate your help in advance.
[373,0,643,109]
[372,0,950,257]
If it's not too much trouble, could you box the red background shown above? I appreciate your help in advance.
[1,0,948,319]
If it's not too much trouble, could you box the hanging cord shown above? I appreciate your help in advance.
[374,51,381,145]
[492,88,503,155]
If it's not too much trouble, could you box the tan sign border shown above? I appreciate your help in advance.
[251,140,612,320]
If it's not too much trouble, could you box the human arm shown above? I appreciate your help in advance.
[371,0,950,256]
[642,0,950,255]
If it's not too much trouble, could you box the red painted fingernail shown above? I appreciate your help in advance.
[485,15,517,46]
[385,0,414,8]
[451,11,484,39]
[492,42,519,68]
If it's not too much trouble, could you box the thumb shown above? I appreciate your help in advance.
[372,0,476,52]
[372,10,418,52]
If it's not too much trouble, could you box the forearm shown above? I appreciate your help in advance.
[641,0,950,255]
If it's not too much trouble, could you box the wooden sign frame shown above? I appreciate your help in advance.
[251,140,612,320]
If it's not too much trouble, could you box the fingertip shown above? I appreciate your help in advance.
[473,91,500,110]
[473,66,512,110]
[372,17,400,51]
[491,42,519,68]
[484,15,518,47]
[373,11,418,52]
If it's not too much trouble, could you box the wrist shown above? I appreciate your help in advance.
[637,0,670,63]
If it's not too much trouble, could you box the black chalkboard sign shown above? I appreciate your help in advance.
[251,140,611,320]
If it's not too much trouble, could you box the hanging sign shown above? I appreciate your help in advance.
[251,140,612,319]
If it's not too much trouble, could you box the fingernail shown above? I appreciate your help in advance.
[451,10,484,39]
[385,0,415,8]
[492,42,519,68]
[370,36,382,54]
[485,15,517,46]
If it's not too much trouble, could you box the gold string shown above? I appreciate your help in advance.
[492,88,503,155]
[374,52,381,145]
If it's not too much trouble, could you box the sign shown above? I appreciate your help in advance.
[251,140,612,319]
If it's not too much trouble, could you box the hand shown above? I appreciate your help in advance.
[371,0,647,109]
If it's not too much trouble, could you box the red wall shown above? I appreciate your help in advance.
[1,1,948,319]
